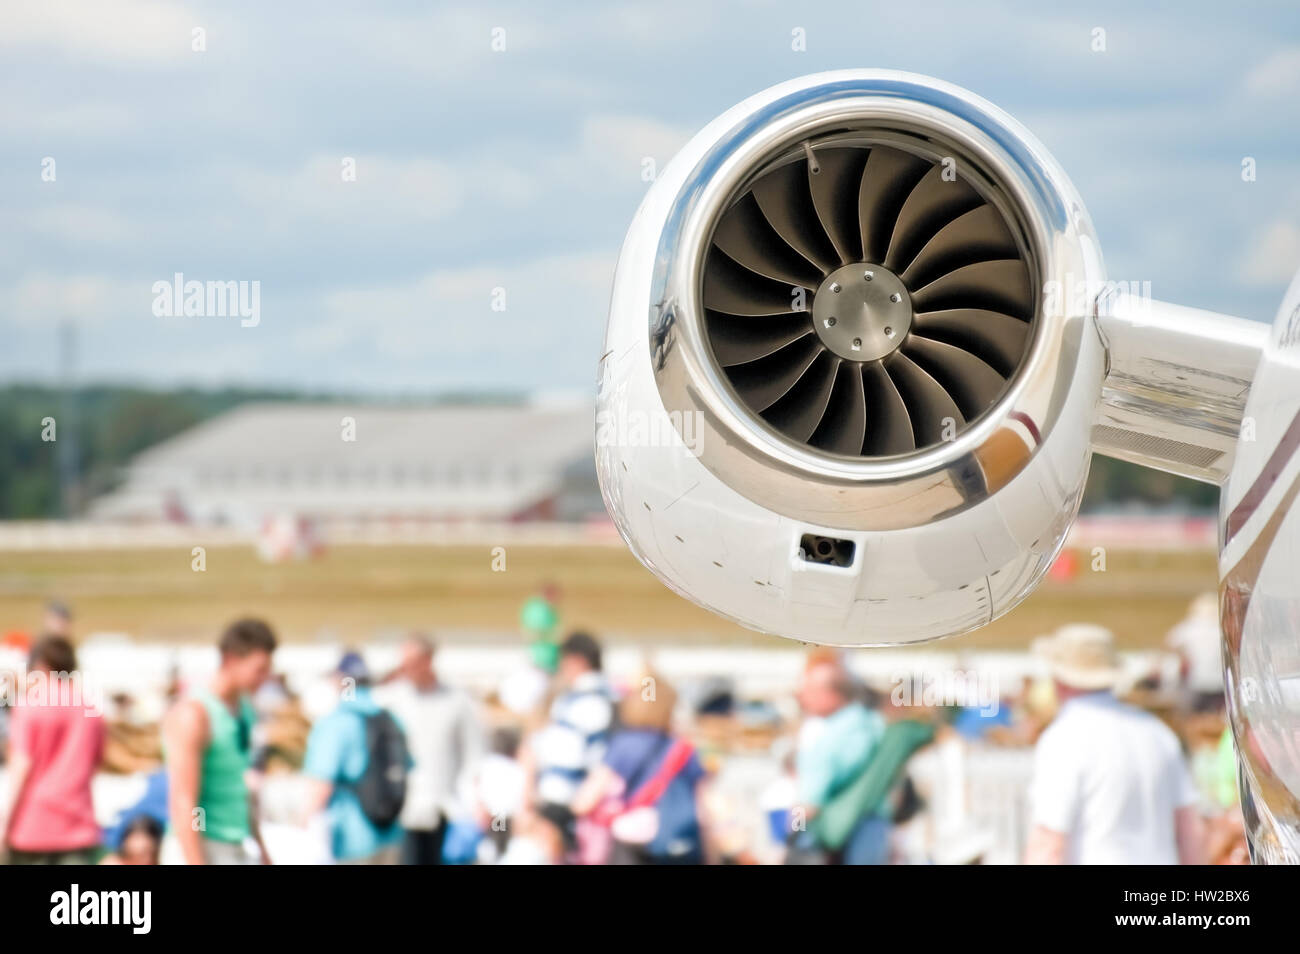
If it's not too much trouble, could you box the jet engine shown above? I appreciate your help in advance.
[596,70,1264,646]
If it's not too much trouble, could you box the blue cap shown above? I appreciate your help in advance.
[336,651,370,682]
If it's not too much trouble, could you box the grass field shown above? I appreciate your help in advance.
[0,542,1217,650]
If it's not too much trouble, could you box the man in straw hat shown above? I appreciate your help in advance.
[1024,624,1205,864]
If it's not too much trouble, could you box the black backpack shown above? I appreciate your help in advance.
[349,710,409,827]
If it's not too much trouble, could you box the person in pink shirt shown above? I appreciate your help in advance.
[3,636,105,864]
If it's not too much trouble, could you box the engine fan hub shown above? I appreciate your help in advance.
[811,263,913,362]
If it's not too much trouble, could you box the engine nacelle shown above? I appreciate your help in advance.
[596,70,1107,646]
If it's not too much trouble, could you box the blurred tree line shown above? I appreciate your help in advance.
[1081,452,1217,511]
[0,384,1218,519]
[0,385,315,518]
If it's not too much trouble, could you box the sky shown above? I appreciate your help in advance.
[2,0,1299,396]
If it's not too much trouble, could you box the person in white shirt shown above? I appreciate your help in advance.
[1025,624,1205,865]
[1165,592,1225,712]
[375,634,483,865]
[460,726,526,862]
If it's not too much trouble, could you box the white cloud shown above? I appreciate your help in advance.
[2,273,146,325]
[219,115,685,239]
[1239,221,1300,287]
[1244,47,1300,97]
[0,99,139,138]
[234,155,461,224]
[354,8,558,76]
[29,204,135,244]
[581,115,692,181]
[314,251,614,372]
[0,0,197,65]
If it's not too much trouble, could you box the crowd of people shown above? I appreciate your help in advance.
[0,592,1249,865]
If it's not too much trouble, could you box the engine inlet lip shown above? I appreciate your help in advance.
[647,72,1100,529]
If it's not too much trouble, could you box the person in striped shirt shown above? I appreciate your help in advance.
[527,632,615,856]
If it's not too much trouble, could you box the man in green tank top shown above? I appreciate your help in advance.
[163,618,277,864]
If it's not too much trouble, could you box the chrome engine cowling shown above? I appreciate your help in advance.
[597,70,1106,646]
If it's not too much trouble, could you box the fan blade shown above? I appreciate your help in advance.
[905,335,1007,418]
[810,360,868,455]
[886,352,964,445]
[857,145,931,264]
[884,166,982,273]
[862,361,916,455]
[808,148,867,265]
[764,351,840,443]
[911,309,1030,377]
[713,193,824,289]
[703,249,807,316]
[726,335,823,412]
[899,204,1018,288]
[750,160,839,274]
[706,311,813,367]
[909,259,1034,319]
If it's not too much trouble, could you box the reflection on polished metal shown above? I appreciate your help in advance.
[1095,294,1268,484]
[601,69,1297,863]
[1219,272,1300,863]
[650,74,1102,531]
[1224,560,1300,864]
[601,71,1105,648]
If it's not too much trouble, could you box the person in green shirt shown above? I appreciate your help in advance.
[520,587,561,674]
[163,618,277,865]
[789,658,888,864]
[1213,725,1239,810]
